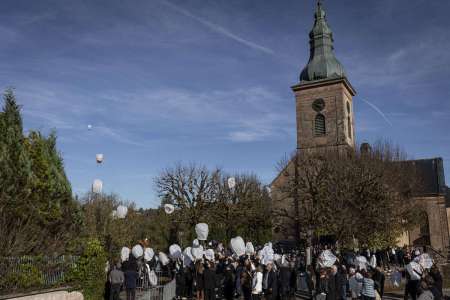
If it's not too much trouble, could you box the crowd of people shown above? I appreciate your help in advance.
[104,239,446,300]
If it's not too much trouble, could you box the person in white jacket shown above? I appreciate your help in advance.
[252,265,263,300]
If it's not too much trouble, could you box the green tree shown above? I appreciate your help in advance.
[0,89,81,255]
[0,89,36,255]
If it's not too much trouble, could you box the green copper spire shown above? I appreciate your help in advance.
[300,1,346,82]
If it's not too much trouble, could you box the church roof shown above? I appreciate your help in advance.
[300,1,346,83]
[406,157,447,197]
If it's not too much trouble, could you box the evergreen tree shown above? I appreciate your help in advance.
[0,89,80,255]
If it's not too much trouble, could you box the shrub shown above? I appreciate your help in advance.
[67,239,107,300]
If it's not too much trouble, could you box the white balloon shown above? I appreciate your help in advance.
[96,153,104,164]
[261,243,274,265]
[419,253,433,269]
[183,247,194,267]
[195,223,209,241]
[144,248,155,261]
[355,255,368,270]
[245,242,255,255]
[164,204,175,214]
[191,245,204,260]
[230,236,245,257]
[159,252,170,266]
[116,205,128,219]
[205,249,215,261]
[169,244,182,259]
[318,250,337,268]
[92,179,103,194]
[132,244,144,258]
[227,177,236,189]
[192,239,200,248]
[121,247,130,262]
[369,255,377,269]
[87,124,92,130]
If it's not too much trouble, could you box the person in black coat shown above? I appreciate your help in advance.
[326,265,342,300]
[223,265,235,300]
[429,265,443,300]
[263,262,278,300]
[279,263,292,300]
[203,261,217,300]
[372,266,385,298]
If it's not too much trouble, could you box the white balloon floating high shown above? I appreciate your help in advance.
[164,204,175,215]
[195,223,209,241]
[87,124,93,130]
[92,179,103,194]
[227,177,236,189]
[96,154,104,164]
[116,205,128,219]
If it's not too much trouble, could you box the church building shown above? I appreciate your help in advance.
[271,1,450,259]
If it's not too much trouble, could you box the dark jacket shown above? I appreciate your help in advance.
[266,270,278,297]
[326,272,342,300]
[204,267,216,290]
[124,270,139,289]
[279,266,292,295]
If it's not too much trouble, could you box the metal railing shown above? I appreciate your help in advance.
[136,269,176,300]
[0,256,78,293]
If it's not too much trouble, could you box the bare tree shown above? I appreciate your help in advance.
[272,142,423,249]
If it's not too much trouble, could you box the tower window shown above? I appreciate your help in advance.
[314,114,326,136]
[347,102,352,139]
[347,116,352,139]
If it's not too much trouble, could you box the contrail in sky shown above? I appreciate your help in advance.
[360,98,393,126]
[161,0,274,55]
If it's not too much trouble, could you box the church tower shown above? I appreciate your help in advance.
[293,1,356,152]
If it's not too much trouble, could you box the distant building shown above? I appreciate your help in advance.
[271,1,449,255]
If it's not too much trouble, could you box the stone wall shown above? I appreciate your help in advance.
[293,79,355,152]
[6,290,83,300]
[407,196,449,252]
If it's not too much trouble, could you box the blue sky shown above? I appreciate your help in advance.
[1,0,449,208]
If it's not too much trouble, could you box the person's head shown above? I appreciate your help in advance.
[331,265,338,275]
[430,264,439,274]
[257,265,263,273]
[422,275,434,290]
[266,262,273,271]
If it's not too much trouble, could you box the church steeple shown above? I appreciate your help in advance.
[300,1,346,82]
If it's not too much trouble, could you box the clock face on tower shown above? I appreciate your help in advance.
[312,98,325,112]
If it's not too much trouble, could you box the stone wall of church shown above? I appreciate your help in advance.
[408,196,449,252]
[294,80,355,151]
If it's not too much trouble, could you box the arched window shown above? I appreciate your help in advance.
[347,102,352,139]
[314,114,326,136]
